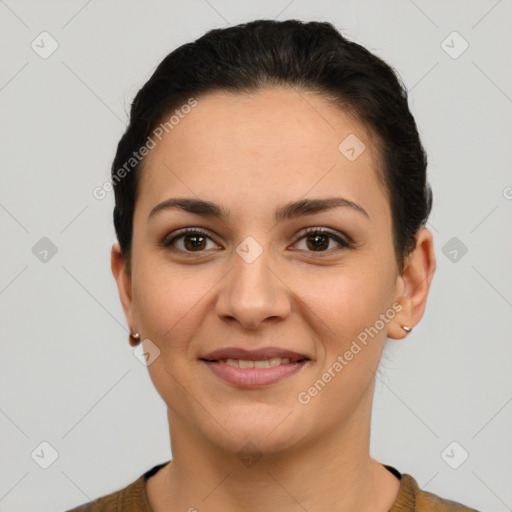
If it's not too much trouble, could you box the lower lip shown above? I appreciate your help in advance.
[201,360,308,388]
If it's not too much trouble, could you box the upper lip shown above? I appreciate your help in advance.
[201,347,310,362]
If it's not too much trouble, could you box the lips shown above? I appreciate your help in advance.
[200,347,310,362]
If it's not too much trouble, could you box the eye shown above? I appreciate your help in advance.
[162,227,354,255]
[162,228,220,253]
[292,227,354,254]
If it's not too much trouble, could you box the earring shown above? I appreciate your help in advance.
[129,330,141,346]
[402,325,412,333]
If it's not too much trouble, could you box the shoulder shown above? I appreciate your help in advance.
[64,461,170,512]
[397,473,481,512]
[64,475,144,512]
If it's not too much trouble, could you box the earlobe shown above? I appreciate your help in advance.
[388,228,436,340]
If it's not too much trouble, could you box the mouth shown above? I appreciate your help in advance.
[199,347,311,388]
[200,356,309,367]
[200,347,310,364]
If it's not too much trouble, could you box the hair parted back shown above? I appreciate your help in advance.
[111,19,432,274]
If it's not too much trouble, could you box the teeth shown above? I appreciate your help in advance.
[218,357,292,367]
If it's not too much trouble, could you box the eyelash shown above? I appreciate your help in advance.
[161,227,355,255]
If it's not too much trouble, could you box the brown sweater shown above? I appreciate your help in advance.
[65,462,480,512]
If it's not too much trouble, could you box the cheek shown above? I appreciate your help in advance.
[302,263,391,337]
[306,269,391,400]
[131,258,207,347]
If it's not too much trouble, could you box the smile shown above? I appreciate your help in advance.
[200,358,309,388]
[202,356,308,367]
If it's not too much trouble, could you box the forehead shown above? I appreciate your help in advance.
[136,87,388,224]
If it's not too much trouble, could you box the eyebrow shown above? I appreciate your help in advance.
[148,196,370,223]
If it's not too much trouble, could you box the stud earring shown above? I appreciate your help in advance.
[401,325,412,333]
[129,330,141,346]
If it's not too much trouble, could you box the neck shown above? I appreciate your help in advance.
[147,389,400,512]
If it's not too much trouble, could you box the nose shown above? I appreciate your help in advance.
[214,243,292,330]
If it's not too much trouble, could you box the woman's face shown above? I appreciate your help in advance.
[113,87,427,455]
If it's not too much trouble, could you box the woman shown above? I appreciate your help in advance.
[68,19,479,512]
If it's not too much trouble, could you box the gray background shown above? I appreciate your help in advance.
[1,1,511,511]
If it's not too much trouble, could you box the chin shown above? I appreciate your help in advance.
[217,431,300,459]
[208,411,305,456]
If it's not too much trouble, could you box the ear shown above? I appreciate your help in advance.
[111,242,135,330]
[388,228,436,340]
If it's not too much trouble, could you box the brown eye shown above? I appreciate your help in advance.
[163,228,219,252]
[293,228,353,253]
[162,227,353,255]
[182,233,207,251]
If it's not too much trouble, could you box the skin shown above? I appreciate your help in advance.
[111,87,436,512]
